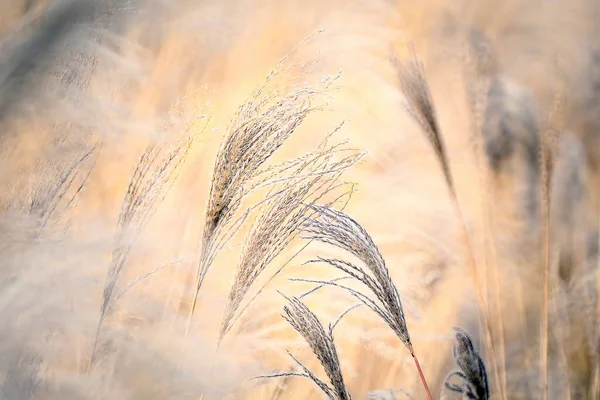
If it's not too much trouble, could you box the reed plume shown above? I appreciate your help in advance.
[258,295,351,400]
[298,205,432,400]
[394,53,453,191]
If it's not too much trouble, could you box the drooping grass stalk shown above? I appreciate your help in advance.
[482,191,508,400]
[87,135,195,372]
[298,205,433,400]
[394,52,501,396]
[257,295,352,400]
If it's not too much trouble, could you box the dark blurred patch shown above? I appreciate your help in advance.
[0,0,97,124]
[0,349,42,400]
[481,77,540,173]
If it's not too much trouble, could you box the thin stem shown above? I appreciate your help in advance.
[450,193,502,397]
[185,280,199,337]
[592,204,600,400]
[482,178,508,400]
[86,313,105,375]
[185,254,208,337]
[540,134,551,400]
[412,353,433,400]
[540,202,549,400]
[466,66,507,400]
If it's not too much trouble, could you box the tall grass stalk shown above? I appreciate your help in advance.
[394,52,501,396]
[462,42,509,400]
[298,205,433,400]
[539,125,554,400]
[594,204,600,399]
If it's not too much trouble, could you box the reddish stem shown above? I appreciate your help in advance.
[412,354,433,400]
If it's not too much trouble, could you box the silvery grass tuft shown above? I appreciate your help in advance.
[258,294,352,400]
[444,327,490,400]
[186,55,342,328]
[297,205,433,400]
[220,133,364,340]
[28,142,98,230]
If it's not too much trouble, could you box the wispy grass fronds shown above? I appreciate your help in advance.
[29,142,98,229]
[88,134,196,371]
[187,60,342,326]
[220,135,363,339]
[394,54,453,191]
[299,205,432,400]
[267,368,297,400]
[257,295,351,400]
[221,182,318,340]
[444,327,490,400]
[301,206,409,346]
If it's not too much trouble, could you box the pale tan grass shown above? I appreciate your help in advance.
[88,134,196,372]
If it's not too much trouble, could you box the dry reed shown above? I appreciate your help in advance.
[258,294,352,400]
[298,205,433,400]
[394,52,501,397]
[5,3,600,399]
